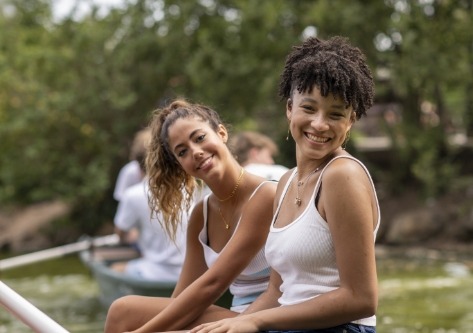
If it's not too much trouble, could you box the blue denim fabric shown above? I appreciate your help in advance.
[263,323,375,333]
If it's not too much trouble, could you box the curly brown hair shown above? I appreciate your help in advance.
[145,99,224,240]
[278,36,374,120]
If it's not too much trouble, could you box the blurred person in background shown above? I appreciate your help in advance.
[229,131,289,181]
[111,148,188,281]
[113,128,152,202]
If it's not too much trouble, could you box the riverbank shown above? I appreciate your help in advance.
[1,181,473,253]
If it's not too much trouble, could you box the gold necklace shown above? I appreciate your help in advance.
[294,158,331,206]
[217,168,245,202]
[294,169,318,206]
[218,207,231,230]
[217,168,245,229]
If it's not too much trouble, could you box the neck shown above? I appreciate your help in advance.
[211,167,245,202]
[296,150,343,176]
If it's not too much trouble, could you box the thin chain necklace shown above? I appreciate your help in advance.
[218,207,232,230]
[217,168,245,229]
[294,158,330,206]
[217,168,245,202]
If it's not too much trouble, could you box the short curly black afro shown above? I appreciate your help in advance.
[278,36,374,120]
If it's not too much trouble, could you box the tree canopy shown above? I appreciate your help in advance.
[1,0,471,232]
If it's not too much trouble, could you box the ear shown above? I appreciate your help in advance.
[217,124,228,143]
[286,98,293,121]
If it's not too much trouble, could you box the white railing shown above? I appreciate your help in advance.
[0,234,119,271]
[0,234,120,331]
[0,280,69,333]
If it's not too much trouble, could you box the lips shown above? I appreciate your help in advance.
[306,132,330,143]
[196,155,213,170]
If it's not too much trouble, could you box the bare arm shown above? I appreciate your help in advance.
[171,203,209,297]
[238,269,282,315]
[239,173,291,315]
[191,159,378,331]
[132,183,277,332]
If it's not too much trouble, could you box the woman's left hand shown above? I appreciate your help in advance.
[190,316,259,333]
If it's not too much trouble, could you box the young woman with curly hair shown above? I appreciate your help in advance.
[192,36,380,333]
[104,100,277,332]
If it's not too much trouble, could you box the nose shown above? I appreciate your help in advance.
[310,113,329,131]
[193,149,204,159]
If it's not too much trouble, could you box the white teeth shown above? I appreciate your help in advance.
[307,133,329,143]
[198,157,212,169]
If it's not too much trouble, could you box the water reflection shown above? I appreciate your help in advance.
[376,247,473,332]
[1,247,473,332]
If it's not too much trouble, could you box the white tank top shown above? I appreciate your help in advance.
[199,181,273,309]
[265,156,380,326]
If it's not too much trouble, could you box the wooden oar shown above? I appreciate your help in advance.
[0,234,119,271]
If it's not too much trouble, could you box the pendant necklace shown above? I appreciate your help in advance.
[294,169,318,206]
[217,168,245,229]
[294,158,331,206]
[218,207,232,230]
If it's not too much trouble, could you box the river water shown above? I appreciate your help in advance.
[1,246,472,332]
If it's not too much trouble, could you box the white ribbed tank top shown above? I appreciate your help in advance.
[199,181,272,309]
[265,156,380,326]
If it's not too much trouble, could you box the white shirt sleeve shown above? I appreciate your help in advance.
[114,187,139,231]
[113,161,141,201]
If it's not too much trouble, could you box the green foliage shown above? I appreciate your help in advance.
[410,127,459,199]
[0,0,471,233]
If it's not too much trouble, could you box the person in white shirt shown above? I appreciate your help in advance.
[112,150,188,281]
[229,131,289,181]
[113,128,152,202]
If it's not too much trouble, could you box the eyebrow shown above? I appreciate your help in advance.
[173,128,202,153]
[300,97,346,110]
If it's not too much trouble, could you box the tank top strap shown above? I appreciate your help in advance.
[249,180,277,200]
[311,155,381,234]
[312,156,346,200]
[203,180,276,230]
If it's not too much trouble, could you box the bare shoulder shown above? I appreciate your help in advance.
[319,156,376,205]
[278,167,294,187]
[276,166,294,189]
[249,179,277,205]
[322,156,370,186]
[238,180,277,231]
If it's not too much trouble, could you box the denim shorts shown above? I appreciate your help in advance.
[263,323,375,333]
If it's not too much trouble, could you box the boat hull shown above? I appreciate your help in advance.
[79,247,176,307]
[80,246,232,308]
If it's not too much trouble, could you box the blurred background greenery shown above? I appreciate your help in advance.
[0,0,472,239]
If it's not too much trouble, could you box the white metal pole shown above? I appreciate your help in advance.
[0,281,69,333]
[0,234,119,271]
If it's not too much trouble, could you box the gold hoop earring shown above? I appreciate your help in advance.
[342,130,351,150]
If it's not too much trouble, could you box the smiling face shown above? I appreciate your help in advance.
[287,86,355,161]
[167,116,228,179]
